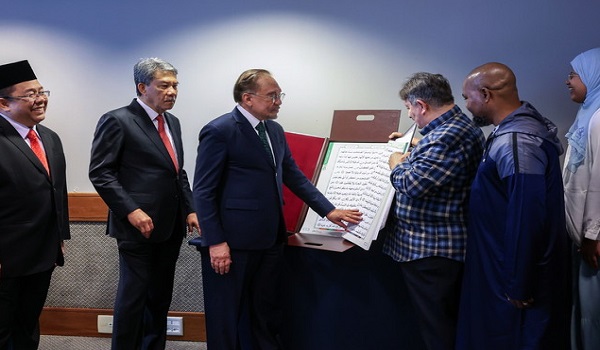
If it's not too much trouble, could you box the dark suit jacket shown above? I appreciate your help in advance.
[193,107,334,249]
[0,117,69,278]
[89,99,194,242]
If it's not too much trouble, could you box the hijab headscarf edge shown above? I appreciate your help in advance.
[566,47,600,173]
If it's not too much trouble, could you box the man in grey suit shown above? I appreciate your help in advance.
[0,60,70,350]
[193,69,362,350]
[89,57,199,350]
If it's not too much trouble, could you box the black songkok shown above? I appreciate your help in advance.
[0,60,37,90]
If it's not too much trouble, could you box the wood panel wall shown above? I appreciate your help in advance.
[40,308,206,342]
[41,193,206,342]
[68,192,109,222]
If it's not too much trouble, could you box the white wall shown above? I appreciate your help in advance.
[2,1,597,191]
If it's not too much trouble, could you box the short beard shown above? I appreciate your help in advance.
[472,115,491,127]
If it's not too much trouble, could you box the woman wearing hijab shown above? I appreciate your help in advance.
[564,47,600,350]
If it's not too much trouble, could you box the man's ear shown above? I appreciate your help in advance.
[0,98,10,112]
[480,87,491,102]
[416,99,428,113]
[241,92,253,107]
[137,83,146,96]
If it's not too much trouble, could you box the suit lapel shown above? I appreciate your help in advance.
[233,109,276,169]
[37,125,56,179]
[0,117,50,179]
[164,112,184,163]
[129,100,177,171]
[264,121,280,164]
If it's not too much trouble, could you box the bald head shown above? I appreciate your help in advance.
[462,62,522,126]
[465,62,519,100]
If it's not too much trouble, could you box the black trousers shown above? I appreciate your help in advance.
[0,268,54,350]
[400,257,463,350]
[112,231,183,350]
[201,243,285,350]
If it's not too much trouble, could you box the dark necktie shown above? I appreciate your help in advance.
[156,115,179,171]
[256,122,274,165]
[27,129,50,175]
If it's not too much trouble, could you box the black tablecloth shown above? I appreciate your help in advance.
[282,238,425,350]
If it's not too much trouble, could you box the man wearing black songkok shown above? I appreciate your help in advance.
[0,60,70,350]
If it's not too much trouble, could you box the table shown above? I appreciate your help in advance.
[282,238,425,350]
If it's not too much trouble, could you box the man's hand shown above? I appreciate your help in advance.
[581,238,600,270]
[55,241,66,267]
[186,213,201,236]
[388,131,420,146]
[127,208,154,239]
[326,209,363,230]
[210,242,232,275]
[389,152,410,169]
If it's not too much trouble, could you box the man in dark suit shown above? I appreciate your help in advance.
[193,69,362,350]
[0,60,70,350]
[89,57,199,350]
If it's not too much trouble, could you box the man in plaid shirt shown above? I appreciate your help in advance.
[383,72,485,350]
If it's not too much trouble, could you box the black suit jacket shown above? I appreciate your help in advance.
[0,117,70,278]
[89,99,194,242]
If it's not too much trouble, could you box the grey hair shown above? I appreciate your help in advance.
[399,72,454,108]
[233,69,272,103]
[133,58,178,96]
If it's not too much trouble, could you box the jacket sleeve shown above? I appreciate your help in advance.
[89,113,139,218]
[193,123,229,245]
[497,134,548,300]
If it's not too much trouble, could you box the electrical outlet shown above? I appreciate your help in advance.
[96,315,183,336]
[97,315,113,334]
[166,316,183,336]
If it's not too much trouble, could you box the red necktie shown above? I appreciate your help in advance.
[27,129,50,175]
[156,115,179,171]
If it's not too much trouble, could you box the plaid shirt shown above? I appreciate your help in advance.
[383,105,484,262]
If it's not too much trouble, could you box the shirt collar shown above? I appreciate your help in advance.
[420,104,461,136]
[236,104,261,129]
[0,112,39,139]
[136,98,161,121]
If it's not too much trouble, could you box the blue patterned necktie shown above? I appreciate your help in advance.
[256,122,274,165]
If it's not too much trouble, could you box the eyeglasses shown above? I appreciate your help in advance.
[1,90,51,101]
[248,92,285,104]
[568,72,580,80]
